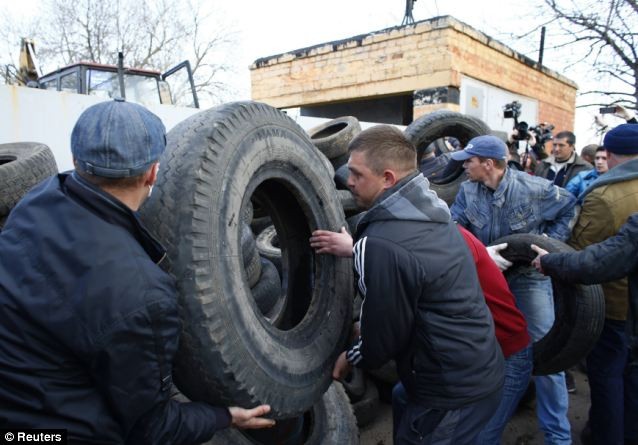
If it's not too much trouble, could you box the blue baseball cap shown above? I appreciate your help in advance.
[450,135,507,161]
[71,98,166,178]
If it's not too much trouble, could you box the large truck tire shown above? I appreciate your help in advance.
[0,142,58,226]
[404,110,490,162]
[429,168,466,207]
[250,257,282,315]
[204,383,359,445]
[256,225,282,277]
[139,101,353,418]
[352,377,381,428]
[241,222,262,288]
[307,116,361,160]
[490,233,605,375]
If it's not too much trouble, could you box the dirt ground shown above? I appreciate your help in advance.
[359,367,590,445]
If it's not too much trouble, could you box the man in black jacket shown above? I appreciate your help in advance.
[0,99,274,444]
[532,213,638,445]
[315,125,504,444]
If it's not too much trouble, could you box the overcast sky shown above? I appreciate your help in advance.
[1,0,628,144]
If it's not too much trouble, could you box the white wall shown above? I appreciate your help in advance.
[460,76,539,135]
[0,85,200,172]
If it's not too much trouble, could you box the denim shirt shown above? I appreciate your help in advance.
[450,168,576,245]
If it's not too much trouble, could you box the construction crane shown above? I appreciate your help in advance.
[18,38,41,87]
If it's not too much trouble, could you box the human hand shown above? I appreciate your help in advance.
[614,104,635,121]
[507,129,519,144]
[530,244,549,274]
[486,243,513,271]
[228,405,276,429]
[309,227,353,257]
[332,351,352,380]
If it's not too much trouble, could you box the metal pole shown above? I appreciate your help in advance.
[538,26,546,68]
[117,52,126,99]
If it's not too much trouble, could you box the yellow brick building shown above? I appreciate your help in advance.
[250,16,577,134]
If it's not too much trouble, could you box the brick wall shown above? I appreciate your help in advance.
[251,16,576,130]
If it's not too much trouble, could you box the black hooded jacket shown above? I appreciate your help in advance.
[346,173,504,409]
[0,173,229,444]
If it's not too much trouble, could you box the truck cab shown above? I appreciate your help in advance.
[37,59,199,109]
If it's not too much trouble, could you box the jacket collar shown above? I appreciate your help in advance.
[581,157,638,198]
[357,171,450,236]
[63,172,166,264]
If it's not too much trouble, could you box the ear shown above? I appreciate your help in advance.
[382,169,398,189]
[145,162,160,186]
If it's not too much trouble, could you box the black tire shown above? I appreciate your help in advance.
[307,116,361,160]
[334,163,349,190]
[256,225,282,277]
[241,223,262,288]
[490,234,605,375]
[250,215,272,237]
[0,142,58,223]
[352,378,380,428]
[139,101,352,418]
[404,110,490,162]
[330,151,350,170]
[368,360,399,385]
[337,189,364,217]
[251,257,282,315]
[429,170,466,207]
[342,367,366,403]
[204,382,359,445]
[241,200,254,224]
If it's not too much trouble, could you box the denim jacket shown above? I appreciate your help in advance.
[450,168,576,244]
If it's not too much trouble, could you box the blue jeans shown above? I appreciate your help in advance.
[507,267,571,445]
[476,343,533,444]
[392,382,502,445]
[586,318,638,444]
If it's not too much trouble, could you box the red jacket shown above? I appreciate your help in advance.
[458,225,530,358]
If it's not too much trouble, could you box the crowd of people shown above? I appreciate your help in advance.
[0,96,636,445]
[312,106,638,444]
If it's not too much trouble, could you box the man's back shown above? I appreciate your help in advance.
[0,174,178,443]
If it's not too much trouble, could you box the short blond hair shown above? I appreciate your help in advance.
[348,125,416,175]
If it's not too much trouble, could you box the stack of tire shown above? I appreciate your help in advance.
[0,142,58,229]
[404,110,492,206]
[139,102,358,444]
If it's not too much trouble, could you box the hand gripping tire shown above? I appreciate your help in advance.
[404,110,490,162]
[204,382,359,445]
[0,142,58,226]
[490,233,605,375]
[139,101,353,418]
[307,116,361,160]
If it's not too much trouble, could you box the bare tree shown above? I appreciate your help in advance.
[531,0,637,110]
[1,0,237,104]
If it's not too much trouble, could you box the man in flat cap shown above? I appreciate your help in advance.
[568,123,638,445]
[0,99,274,444]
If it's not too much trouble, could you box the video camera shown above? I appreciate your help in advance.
[503,100,554,145]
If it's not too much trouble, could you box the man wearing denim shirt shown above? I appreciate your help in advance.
[450,135,576,445]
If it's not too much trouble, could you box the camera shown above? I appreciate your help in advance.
[513,121,530,141]
[503,101,522,119]
[529,123,555,146]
